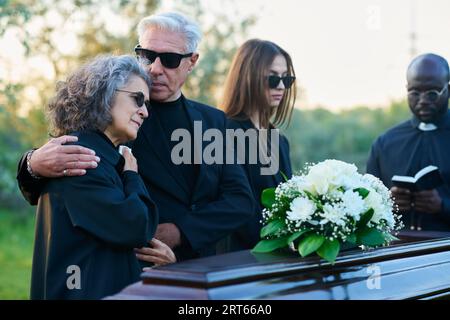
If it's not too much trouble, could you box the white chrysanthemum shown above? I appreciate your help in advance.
[327,188,344,201]
[286,197,316,223]
[373,208,395,228]
[364,188,382,210]
[319,203,347,226]
[341,190,366,221]
[364,187,395,228]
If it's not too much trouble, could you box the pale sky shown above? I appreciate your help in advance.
[165,0,450,110]
[2,0,450,111]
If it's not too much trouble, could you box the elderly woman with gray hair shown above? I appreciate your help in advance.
[30,55,176,300]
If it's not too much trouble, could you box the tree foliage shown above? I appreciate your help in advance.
[283,99,411,172]
[0,81,29,208]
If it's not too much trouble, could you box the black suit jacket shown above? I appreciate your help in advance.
[17,96,255,261]
[130,96,254,259]
[226,118,293,251]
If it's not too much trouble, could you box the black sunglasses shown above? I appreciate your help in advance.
[116,89,151,110]
[267,75,296,89]
[134,45,193,69]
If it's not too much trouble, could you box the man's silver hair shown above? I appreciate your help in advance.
[137,12,202,53]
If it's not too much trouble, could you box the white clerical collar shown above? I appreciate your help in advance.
[418,122,438,131]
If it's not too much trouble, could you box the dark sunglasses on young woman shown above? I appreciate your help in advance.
[116,89,151,110]
[134,45,193,69]
[267,75,296,89]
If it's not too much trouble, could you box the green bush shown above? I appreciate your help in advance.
[0,209,35,299]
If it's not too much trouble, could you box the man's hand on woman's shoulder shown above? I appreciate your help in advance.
[29,135,100,178]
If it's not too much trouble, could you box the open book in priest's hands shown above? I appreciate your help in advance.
[391,165,443,191]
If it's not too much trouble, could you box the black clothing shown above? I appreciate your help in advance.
[367,110,450,231]
[30,131,158,299]
[226,118,293,250]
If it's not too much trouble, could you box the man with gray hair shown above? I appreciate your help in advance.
[17,12,255,261]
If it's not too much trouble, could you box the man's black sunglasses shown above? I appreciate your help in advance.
[134,45,193,69]
[116,89,151,110]
[268,75,296,89]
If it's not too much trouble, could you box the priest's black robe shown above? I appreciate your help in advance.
[367,111,450,231]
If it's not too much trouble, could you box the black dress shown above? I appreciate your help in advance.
[226,118,293,250]
[30,130,158,299]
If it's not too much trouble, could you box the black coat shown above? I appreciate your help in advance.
[226,118,293,250]
[30,131,158,299]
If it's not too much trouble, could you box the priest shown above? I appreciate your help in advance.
[367,53,450,231]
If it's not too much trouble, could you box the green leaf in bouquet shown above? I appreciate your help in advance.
[287,229,311,244]
[346,233,357,244]
[317,239,341,263]
[354,187,370,199]
[303,190,315,200]
[251,236,289,253]
[261,188,276,209]
[314,201,323,211]
[298,233,325,257]
[383,232,400,243]
[303,190,323,210]
[356,227,386,246]
[260,219,285,238]
[357,208,374,228]
[341,233,358,251]
[280,171,289,182]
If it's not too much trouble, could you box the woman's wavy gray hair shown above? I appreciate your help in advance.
[47,54,151,137]
[137,12,202,53]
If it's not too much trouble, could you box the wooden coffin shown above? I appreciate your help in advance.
[108,234,450,300]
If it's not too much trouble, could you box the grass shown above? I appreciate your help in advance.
[0,208,35,300]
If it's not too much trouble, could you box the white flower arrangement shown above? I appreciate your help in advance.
[252,159,403,263]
